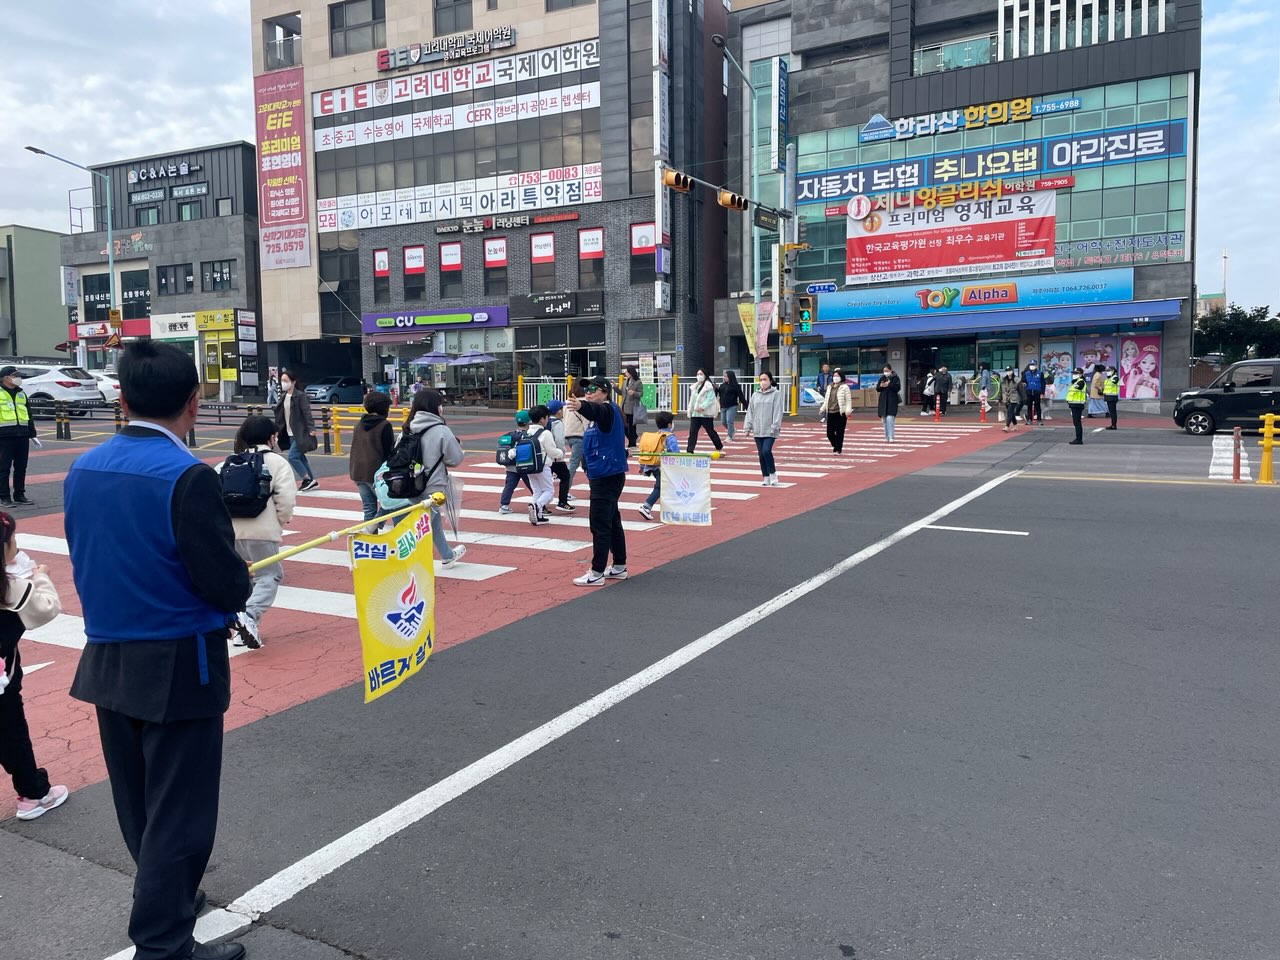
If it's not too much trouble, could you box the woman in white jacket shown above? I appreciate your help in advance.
[685,369,725,454]
[216,415,296,649]
[823,368,854,454]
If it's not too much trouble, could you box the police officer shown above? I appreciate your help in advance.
[1066,367,1088,445]
[66,342,252,960]
[1103,366,1120,430]
[0,365,37,506]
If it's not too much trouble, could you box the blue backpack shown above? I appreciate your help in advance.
[510,426,546,475]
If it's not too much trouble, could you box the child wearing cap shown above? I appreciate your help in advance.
[498,409,533,514]
[546,399,575,512]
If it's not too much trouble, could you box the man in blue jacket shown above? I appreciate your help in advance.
[66,342,251,960]
[565,376,628,586]
[1021,359,1047,426]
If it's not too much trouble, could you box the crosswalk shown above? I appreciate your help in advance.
[18,419,995,656]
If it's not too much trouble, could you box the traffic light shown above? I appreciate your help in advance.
[718,190,749,211]
[795,295,814,334]
[662,169,693,192]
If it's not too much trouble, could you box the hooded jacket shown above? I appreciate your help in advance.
[409,410,464,496]
[744,385,783,437]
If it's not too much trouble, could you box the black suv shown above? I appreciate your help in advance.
[1173,359,1279,435]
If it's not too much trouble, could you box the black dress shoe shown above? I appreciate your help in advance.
[194,888,208,914]
[189,941,246,960]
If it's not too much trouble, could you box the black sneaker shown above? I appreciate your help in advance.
[0,496,12,506]
[554,502,575,512]
[13,495,33,505]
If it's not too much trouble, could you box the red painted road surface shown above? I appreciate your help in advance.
[18,420,1013,791]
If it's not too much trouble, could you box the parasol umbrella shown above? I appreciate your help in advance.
[449,350,498,365]
[411,351,452,364]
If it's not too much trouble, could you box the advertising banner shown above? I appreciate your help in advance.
[846,191,1055,285]
[1118,334,1162,399]
[755,302,774,359]
[659,456,712,526]
[1075,335,1117,375]
[1055,233,1186,269]
[362,306,508,334]
[254,68,310,270]
[1040,340,1075,400]
[350,510,436,703]
[736,303,755,353]
[770,56,788,173]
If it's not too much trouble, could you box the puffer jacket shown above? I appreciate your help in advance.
[824,381,853,416]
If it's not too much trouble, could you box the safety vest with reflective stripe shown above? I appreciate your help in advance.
[1103,375,1120,397]
[0,390,30,427]
[1065,379,1087,404]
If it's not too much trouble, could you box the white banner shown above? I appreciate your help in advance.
[659,456,712,526]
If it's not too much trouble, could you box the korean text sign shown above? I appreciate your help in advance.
[255,68,310,270]
[350,508,437,703]
[846,191,1056,285]
[659,456,712,526]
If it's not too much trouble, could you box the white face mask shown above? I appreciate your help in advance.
[9,377,22,388]
[696,374,705,382]
[281,380,293,392]
[833,375,842,383]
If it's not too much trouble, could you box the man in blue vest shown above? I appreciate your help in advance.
[1020,359,1047,426]
[66,342,251,960]
[564,376,628,586]
[0,365,38,506]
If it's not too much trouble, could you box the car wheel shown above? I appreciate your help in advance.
[328,393,339,403]
[1183,410,1215,436]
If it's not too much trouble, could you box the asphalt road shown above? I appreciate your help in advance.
[4,425,1279,960]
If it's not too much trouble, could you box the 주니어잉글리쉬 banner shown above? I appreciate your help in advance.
[350,507,437,703]
[659,455,712,526]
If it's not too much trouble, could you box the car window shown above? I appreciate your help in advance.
[15,367,45,379]
[61,367,93,379]
[1230,365,1274,389]
[341,378,358,387]
[315,377,339,386]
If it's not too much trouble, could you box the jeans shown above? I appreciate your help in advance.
[285,442,314,482]
[826,412,847,452]
[687,416,723,452]
[587,471,627,573]
[882,415,895,441]
[500,471,532,506]
[644,471,661,508]
[234,539,283,624]
[565,437,583,483]
[528,466,555,512]
[720,407,738,439]
[430,504,455,561]
[754,436,777,477]
[355,481,381,521]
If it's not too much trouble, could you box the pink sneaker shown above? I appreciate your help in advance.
[16,785,69,821]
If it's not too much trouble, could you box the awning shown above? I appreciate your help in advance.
[816,298,1183,342]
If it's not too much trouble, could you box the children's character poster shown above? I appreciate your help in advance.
[1041,341,1074,399]
[1119,335,1162,399]
[1075,336,1117,376]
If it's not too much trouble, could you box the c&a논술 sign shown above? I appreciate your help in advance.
[254,67,310,270]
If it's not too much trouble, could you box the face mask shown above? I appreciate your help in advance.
[281,380,292,392]
[833,375,842,383]
[9,377,22,388]
[696,374,705,382]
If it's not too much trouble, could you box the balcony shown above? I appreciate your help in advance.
[264,13,302,70]
[912,34,998,76]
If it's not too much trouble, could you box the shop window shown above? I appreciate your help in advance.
[82,274,111,322]
[201,260,238,292]
[121,269,150,321]
[178,200,201,221]
[157,263,194,296]
[136,206,159,226]
[329,0,385,58]
[434,0,472,35]
[216,197,233,216]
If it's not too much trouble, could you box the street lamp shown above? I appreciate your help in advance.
[26,145,114,367]
[713,33,764,378]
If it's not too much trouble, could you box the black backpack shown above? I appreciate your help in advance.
[381,423,443,501]
[220,452,273,518]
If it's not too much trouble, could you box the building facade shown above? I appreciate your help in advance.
[720,0,1200,411]
[0,225,67,358]
[249,0,727,401]
[57,143,262,398]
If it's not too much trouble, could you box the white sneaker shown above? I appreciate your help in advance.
[233,615,261,650]
[761,478,772,486]
[574,570,606,586]
[637,503,653,520]
[498,504,511,514]
[605,565,628,580]
[441,544,466,567]
[769,474,779,485]
[527,504,539,525]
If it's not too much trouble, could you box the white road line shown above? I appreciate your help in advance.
[463,461,827,479]
[122,468,1022,954]
[21,660,53,676]
[28,615,259,658]
[292,503,655,533]
[925,525,1030,536]
[440,476,757,502]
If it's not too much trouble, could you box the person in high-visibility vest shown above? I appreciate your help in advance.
[0,366,37,506]
[1065,367,1088,445]
[1102,366,1120,430]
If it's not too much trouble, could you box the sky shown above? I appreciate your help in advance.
[1,0,1275,311]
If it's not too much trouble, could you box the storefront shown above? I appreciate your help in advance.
[510,291,606,385]
[361,306,513,403]
[194,309,239,400]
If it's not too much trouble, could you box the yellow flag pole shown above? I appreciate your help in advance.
[247,492,445,574]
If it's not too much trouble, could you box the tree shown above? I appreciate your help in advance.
[1194,304,1278,362]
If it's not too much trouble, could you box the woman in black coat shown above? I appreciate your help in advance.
[876,365,901,442]
[273,369,319,490]
[716,370,746,442]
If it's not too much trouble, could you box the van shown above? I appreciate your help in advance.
[1173,359,1278,435]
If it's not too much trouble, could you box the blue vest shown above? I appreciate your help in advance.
[65,433,232,647]
[1024,370,1043,392]
[582,402,627,479]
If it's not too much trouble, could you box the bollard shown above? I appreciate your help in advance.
[53,401,63,441]
[61,402,73,441]
[322,408,332,455]
[332,410,344,456]
[1233,427,1243,484]
[187,426,197,448]
[113,399,123,433]
[1258,413,1277,485]
[934,393,941,422]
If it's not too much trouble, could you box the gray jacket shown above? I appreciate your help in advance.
[744,385,783,437]
[409,410,463,496]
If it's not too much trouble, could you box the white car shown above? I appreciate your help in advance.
[1,362,104,417]
[92,371,121,404]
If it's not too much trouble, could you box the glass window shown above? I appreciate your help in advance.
[630,253,653,285]
[1102,216,1133,237]
[797,131,827,154]
[1134,183,1167,215]
[1134,159,1168,184]
[1077,87,1105,110]
[578,257,603,290]
[530,237,556,294]
[200,260,237,292]
[1073,167,1103,190]
[1042,115,1073,136]
[1138,101,1170,123]
[993,124,1024,144]
[621,319,659,353]
[1104,106,1136,127]
[1071,221,1099,242]
[1056,194,1072,219]
[1170,98,1187,119]
[1103,164,1135,187]
[373,274,390,303]
[858,142,891,163]
[963,126,994,147]
[1105,81,1137,106]
[156,263,195,296]
[120,269,151,321]
[828,128,858,150]
[1103,187,1134,217]
[1170,74,1189,98]
[1168,157,1186,180]
[177,200,201,221]
[1168,181,1186,210]
[484,266,507,297]
[798,153,827,173]
[135,206,159,226]
[329,0,386,58]
[82,274,112,322]
[1138,76,1171,102]
[906,137,935,157]
[1167,211,1185,231]
[546,0,595,8]
[216,197,233,216]
[1070,190,1102,220]
[1134,213,1167,233]
[1072,110,1104,132]
[933,131,963,154]
[1054,222,1070,243]
[827,148,858,167]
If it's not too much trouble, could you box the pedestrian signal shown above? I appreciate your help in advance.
[662,169,693,192]
[795,295,814,333]
[718,190,749,211]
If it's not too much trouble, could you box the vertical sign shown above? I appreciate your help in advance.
[59,266,78,307]
[770,56,789,174]
[652,0,671,314]
[236,309,260,387]
[254,67,310,270]
[652,0,669,71]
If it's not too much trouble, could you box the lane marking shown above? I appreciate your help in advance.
[1018,473,1252,488]
[925,525,1029,536]
[117,468,1022,954]
[292,503,655,533]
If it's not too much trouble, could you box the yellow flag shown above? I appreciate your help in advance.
[349,507,436,703]
[736,302,754,349]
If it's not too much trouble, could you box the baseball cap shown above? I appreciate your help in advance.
[546,399,564,414]
[585,376,610,394]
[514,409,531,426]
[0,366,17,379]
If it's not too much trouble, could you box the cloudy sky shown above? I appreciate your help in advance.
[2,1,1275,310]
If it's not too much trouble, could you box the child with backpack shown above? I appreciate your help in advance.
[546,399,575,513]
[636,411,679,521]
[497,410,534,514]
[524,405,563,525]
[216,415,296,649]
[349,390,395,530]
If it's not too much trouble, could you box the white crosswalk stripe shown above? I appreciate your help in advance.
[292,503,656,533]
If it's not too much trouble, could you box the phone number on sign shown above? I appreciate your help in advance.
[264,240,307,254]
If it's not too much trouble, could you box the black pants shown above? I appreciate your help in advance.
[1005,402,1019,428]
[0,436,30,498]
[551,460,572,505]
[0,653,50,800]
[939,394,949,416]
[1026,393,1043,423]
[686,417,723,453]
[587,471,627,573]
[1106,398,1118,428]
[499,471,532,506]
[1070,403,1084,442]
[97,708,223,960]
[826,412,847,452]
[623,413,638,448]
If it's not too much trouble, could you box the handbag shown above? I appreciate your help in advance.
[633,400,649,425]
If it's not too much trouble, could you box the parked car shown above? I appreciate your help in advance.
[92,371,121,404]
[1173,359,1278,435]
[0,362,103,417]
[304,376,365,404]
